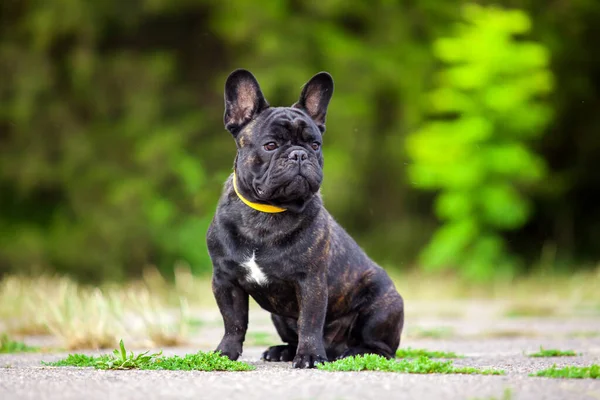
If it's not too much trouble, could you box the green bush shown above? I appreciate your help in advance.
[0,1,215,280]
[406,4,554,280]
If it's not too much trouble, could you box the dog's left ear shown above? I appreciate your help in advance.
[293,72,334,133]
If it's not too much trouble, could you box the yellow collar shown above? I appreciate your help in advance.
[232,172,286,213]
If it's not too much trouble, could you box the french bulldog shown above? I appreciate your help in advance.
[206,69,404,369]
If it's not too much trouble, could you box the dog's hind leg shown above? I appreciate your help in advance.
[262,314,298,362]
[338,289,404,360]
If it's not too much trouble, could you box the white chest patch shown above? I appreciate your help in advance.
[240,251,269,286]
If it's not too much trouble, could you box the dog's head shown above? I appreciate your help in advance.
[223,69,334,213]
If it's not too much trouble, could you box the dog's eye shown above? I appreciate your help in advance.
[264,142,278,151]
[311,142,320,151]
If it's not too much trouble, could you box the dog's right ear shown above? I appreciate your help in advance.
[224,69,269,135]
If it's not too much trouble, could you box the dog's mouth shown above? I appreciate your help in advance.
[283,175,310,195]
[254,173,318,202]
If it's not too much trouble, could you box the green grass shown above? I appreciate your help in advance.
[188,318,204,330]
[476,329,538,339]
[407,327,455,339]
[0,334,39,353]
[568,331,600,338]
[146,352,255,371]
[530,364,600,379]
[317,354,504,375]
[504,304,556,318]
[43,339,255,371]
[396,347,462,359]
[245,331,275,346]
[470,388,513,400]
[46,353,104,368]
[4,270,600,349]
[528,347,577,357]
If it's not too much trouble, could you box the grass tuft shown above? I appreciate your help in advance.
[317,354,503,375]
[530,364,600,379]
[45,353,104,368]
[528,347,577,357]
[396,347,462,359]
[0,334,39,353]
[145,352,254,371]
[43,339,254,371]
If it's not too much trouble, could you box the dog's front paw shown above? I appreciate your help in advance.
[262,344,297,362]
[216,338,243,361]
[292,351,327,369]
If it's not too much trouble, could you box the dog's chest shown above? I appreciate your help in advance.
[239,251,269,286]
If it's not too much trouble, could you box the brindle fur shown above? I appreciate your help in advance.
[207,69,404,369]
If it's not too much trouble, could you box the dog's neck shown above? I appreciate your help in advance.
[221,174,323,244]
[232,172,287,213]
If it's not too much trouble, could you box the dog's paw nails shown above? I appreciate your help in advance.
[215,340,242,361]
[292,353,327,369]
[262,345,296,362]
[218,350,241,361]
[261,350,272,361]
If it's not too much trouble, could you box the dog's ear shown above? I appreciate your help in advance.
[224,69,269,135]
[293,72,334,132]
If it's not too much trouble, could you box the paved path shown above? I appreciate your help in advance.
[1,307,600,400]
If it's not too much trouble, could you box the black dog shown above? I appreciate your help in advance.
[206,69,404,369]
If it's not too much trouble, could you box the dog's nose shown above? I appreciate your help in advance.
[288,149,308,162]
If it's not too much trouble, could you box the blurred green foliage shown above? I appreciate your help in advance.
[407,4,553,280]
[0,0,218,279]
[0,0,599,281]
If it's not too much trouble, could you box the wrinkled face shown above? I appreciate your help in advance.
[223,69,334,213]
[236,107,324,210]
